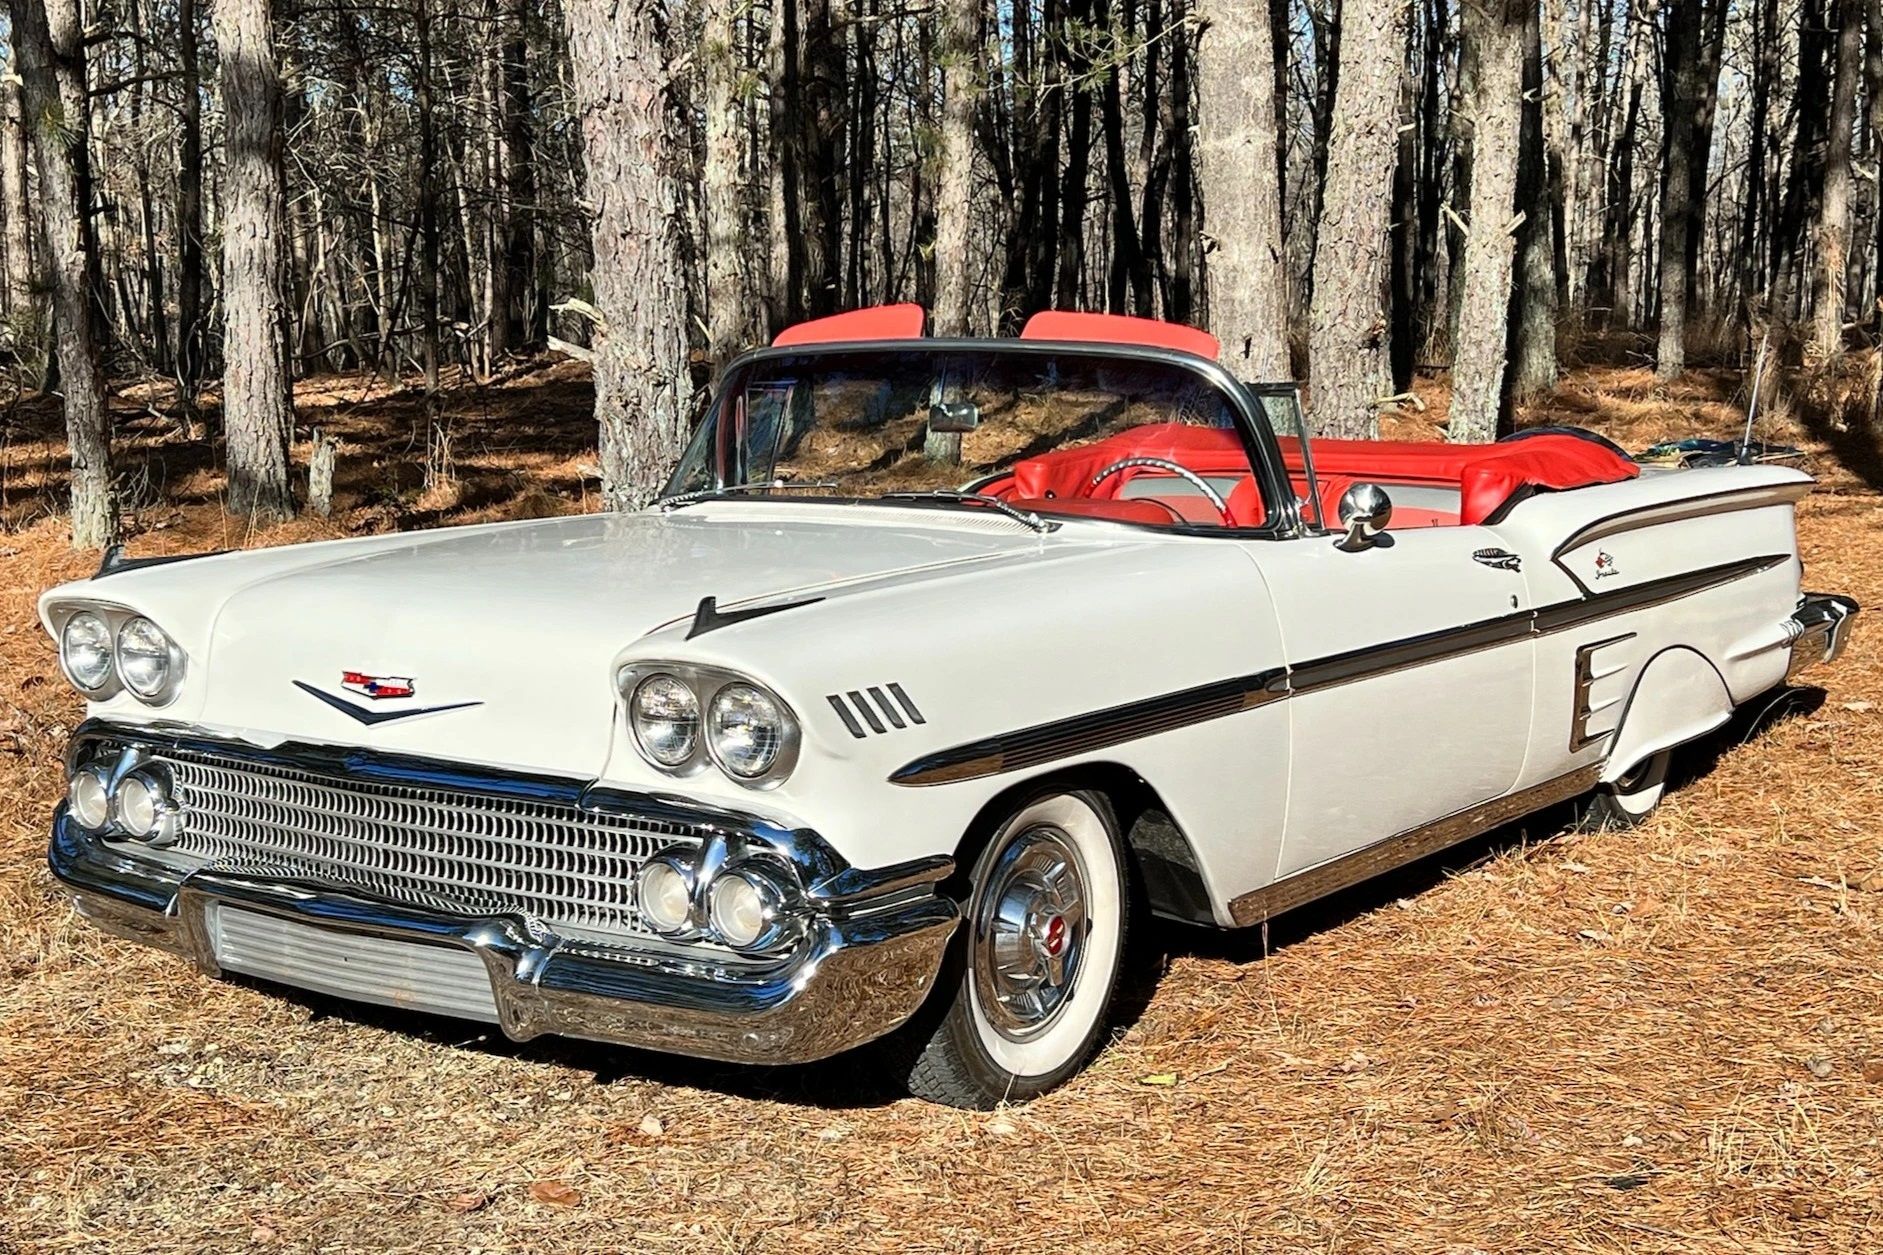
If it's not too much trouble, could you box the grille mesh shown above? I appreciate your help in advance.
[148,748,704,942]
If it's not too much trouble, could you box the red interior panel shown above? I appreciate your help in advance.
[772,303,927,347]
[997,422,1637,530]
[1018,311,1221,361]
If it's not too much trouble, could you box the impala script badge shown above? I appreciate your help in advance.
[1593,551,1620,579]
[342,671,416,699]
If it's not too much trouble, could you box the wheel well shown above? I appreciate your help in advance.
[1602,645,1734,784]
[949,762,1217,926]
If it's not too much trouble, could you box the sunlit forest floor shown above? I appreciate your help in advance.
[1,357,1880,1251]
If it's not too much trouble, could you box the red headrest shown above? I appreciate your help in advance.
[1019,311,1221,360]
[773,303,927,347]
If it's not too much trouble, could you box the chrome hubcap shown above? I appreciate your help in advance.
[972,824,1088,1041]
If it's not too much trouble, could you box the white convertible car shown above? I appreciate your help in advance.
[43,307,1858,1107]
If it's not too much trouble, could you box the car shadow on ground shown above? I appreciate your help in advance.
[233,684,1827,1111]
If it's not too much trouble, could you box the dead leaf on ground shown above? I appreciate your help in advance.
[1862,1059,1883,1084]
[528,1180,581,1208]
[446,1191,489,1213]
[638,1113,664,1138]
[1140,1073,1179,1087]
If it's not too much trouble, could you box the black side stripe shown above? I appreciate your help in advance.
[888,553,1789,787]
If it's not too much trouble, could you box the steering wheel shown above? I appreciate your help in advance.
[1090,457,1231,522]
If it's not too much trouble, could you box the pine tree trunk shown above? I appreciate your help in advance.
[1194,0,1290,378]
[1654,0,1702,378]
[932,0,978,334]
[1509,1,1557,401]
[214,0,297,521]
[702,0,752,369]
[0,52,34,328]
[1306,0,1412,438]
[564,0,692,510]
[1449,0,1525,443]
[11,0,116,547]
[1812,0,1862,358]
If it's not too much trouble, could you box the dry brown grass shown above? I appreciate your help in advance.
[2,361,1882,1253]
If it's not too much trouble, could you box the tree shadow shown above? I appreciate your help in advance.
[1792,391,1883,494]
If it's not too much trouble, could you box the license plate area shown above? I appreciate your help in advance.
[208,904,501,1024]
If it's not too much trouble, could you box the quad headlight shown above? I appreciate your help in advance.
[64,752,183,845]
[629,674,701,768]
[51,604,186,705]
[619,665,799,787]
[707,684,788,780]
[59,611,114,692]
[116,616,181,701]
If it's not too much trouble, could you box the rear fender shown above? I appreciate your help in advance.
[1602,646,1732,783]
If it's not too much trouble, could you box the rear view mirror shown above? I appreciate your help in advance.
[928,398,981,434]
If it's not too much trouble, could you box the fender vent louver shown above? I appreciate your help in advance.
[828,684,925,738]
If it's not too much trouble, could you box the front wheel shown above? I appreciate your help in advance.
[902,790,1131,1108]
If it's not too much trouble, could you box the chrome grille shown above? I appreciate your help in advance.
[144,748,703,943]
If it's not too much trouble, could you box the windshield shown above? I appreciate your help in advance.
[664,347,1272,528]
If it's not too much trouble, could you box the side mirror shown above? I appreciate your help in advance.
[1334,483,1393,551]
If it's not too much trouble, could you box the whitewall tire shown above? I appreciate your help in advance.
[1580,749,1672,830]
[902,789,1131,1108]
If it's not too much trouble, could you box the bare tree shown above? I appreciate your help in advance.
[1,46,33,329]
[1812,0,1862,358]
[1307,0,1412,437]
[564,0,691,509]
[701,0,753,370]
[1194,0,1290,377]
[10,0,116,548]
[932,0,978,336]
[1449,0,1525,441]
[1654,0,1702,379]
[215,0,296,520]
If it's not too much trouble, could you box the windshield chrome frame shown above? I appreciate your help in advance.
[673,338,1310,540]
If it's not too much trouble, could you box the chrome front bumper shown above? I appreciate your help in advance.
[49,764,959,1066]
[1786,592,1861,680]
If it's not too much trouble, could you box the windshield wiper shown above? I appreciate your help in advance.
[654,480,840,511]
[876,491,1057,534]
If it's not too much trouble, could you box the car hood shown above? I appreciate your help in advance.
[55,504,1115,776]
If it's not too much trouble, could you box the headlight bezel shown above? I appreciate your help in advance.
[47,601,188,707]
[616,662,801,789]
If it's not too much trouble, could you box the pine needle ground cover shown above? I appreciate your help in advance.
[1,364,1879,1252]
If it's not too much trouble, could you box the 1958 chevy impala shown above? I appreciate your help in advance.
[43,307,1858,1107]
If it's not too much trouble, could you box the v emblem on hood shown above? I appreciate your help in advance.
[293,681,482,726]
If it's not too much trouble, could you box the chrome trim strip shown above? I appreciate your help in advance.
[1550,483,1809,592]
[891,555,1792,787]
[1227,765,1603,927]
[1570,633,1635,751]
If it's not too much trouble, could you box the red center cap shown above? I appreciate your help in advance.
[1041,915,1067,957]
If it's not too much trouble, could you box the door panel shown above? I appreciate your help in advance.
[1248,527,1536,877]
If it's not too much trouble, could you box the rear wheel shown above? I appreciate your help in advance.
[903,790,1130,1108]
[1579,749,1672,830]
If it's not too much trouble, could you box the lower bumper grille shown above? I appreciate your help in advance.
[210,904,501,1022]
[139,747,704,943]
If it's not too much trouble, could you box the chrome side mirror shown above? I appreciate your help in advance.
[1334,483,1393,551]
